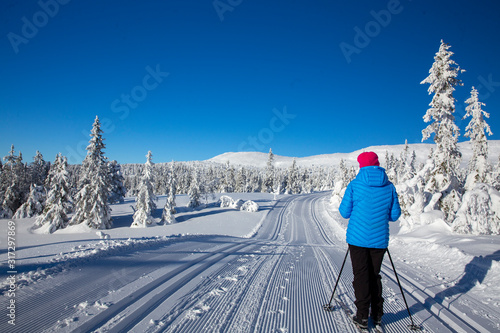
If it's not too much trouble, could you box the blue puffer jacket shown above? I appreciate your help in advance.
[339,166,401,249]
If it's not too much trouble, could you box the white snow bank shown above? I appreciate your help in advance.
[219,195,259,212]
[219,195,235,208]
[240,200,259,212]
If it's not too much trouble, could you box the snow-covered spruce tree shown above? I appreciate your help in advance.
[452,87,497,234]
[274,169,286,195]
[187,168,202,208]
[493,155,500,191]
[385,152,398,184]
[161,198,176,224]
[236,167,247,193]
[286,159,300,194]
[70,116,112,229]
[463,86,493,189]
[301,169,311,193]
[131,151,157,227]
[30,150,50,187]
[108,160,127,204]
[263,148,275,193]
[249,172,262,192]
[421,40,465,222]
[1,180,19,218]
[13,184,45,219]
[453,183,500,235]
[407,151,418,180]
[398,140,417,184]
[219,161,235,193]
[0,145,24,218]
[161,162,177,224]
[34,154,72,233]
[167,161,177,213]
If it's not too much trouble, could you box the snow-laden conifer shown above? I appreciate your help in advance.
[220,161,235,193]
[421,40,464,192]
[264,148,275,193]
[161,201,175,224]
[286,159,300,194]
[0,145,23,218]
[236,167,247,193]
[453,183,500,235]
[1,180,19,218]
[131,151,157,227]
[70,116,112,229]
[421,40,465,222]
[302,169,313,193]
[167,161,177,212]
[248,172,261,192]
[493,155,500,191]
[34,154,72,233]
[31,150,50,186]
[397,140,416,183]
[187,168,202,208]
[463,86,493,189]
[161,161,177,224]
[14,184,45,219]
[108,160,127,204]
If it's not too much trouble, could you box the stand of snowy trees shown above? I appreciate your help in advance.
[2,40,499,235]
[120,149,336,205]
[332,40,500,235]
[0,117,335,233]
[0,117,127,233]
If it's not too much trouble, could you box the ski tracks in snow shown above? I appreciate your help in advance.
[1,193,495,332]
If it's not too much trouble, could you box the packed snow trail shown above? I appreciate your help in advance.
[1,193,494,332]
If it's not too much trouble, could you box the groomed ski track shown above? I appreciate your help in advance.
[1,192,493,332]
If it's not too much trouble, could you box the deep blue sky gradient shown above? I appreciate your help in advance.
[2,0,500,164]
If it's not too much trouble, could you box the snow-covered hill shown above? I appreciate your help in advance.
[207,141,500,169]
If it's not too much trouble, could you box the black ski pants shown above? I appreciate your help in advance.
[349,244,386,320]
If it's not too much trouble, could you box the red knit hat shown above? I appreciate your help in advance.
[357,152,380,168]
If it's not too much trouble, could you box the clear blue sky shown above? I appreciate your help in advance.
[2,0,500,164]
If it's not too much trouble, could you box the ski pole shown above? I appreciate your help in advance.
[386,249,420,330]
[323,247,350,312]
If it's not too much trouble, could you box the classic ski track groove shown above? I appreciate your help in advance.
[380,263,491,333]
[85,242,253,333]
[1,193,494,332]
[145,196,297,332]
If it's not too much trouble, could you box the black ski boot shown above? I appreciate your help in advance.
[353,316,368,330]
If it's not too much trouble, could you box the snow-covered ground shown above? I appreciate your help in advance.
[1,192,499,332]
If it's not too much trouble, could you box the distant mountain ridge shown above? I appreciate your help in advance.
[206,141,500,169]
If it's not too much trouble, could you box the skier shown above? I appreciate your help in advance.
[339,152,401,330]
